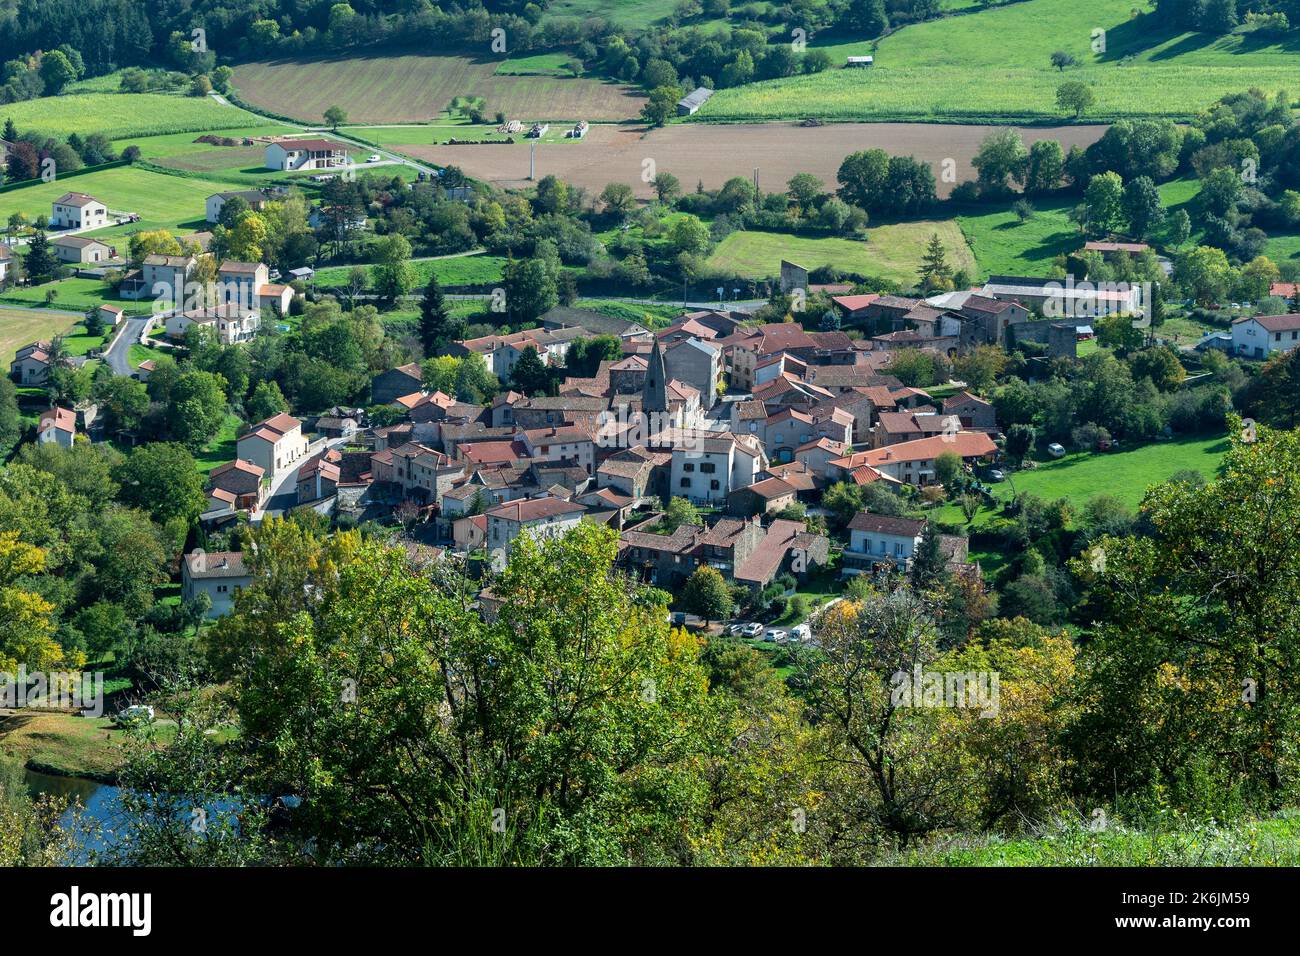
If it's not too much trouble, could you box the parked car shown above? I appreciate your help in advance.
[791,623,812,643]
[742,622,763,638]
[727,623,745,636]
[116,704,155,727]
[670,612,687,626]
[367,153,382,163]
[763,628,787,643]
[986,468,1005,482]
[1046,443,1066,458]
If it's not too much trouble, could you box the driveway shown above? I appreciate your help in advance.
[102,316,151,377]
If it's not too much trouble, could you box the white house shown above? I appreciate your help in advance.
[51,192,108,230]
[181,551,252,618]
[0,243,12,283]
[36,406,76,447]
[9,342,52,385]
[165,303,260,345]
[236,413,308,475]
[206,189,270,224]
[519,425,595,475]
[484,497,586,558]
[1231,314,1300,360]
[264,138,348,172]
[669,432,766,507]
[844,512,925,571]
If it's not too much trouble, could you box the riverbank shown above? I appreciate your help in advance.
[0,711,126,783]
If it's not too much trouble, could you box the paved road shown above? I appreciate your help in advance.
[102,316,150,377]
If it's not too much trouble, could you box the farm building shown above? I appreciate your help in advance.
[677,88,714,116]
[51,192,108,230]
[0,243,11,283]
[846,56,874,67]
[52,235,114,264]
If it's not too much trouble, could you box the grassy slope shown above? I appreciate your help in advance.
[700,0,1300,122]
[934,434,1230,528]
[0,92,272,139]
[0,165,221,238]
[231,53,645,125]
[316,254,509,289]
[705,220,976,284]
[894,814,1300,865]
[0,307,83,365]
[0,277,151,317]
[954,178,1231,278]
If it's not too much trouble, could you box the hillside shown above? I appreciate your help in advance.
[699,0,1300,123]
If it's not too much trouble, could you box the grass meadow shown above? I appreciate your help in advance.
[700,0,1300,123]
[704,220,976,285]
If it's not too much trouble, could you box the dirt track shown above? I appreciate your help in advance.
[400,121,1107,198]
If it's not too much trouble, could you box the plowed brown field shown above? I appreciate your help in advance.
[396,121,1107,198]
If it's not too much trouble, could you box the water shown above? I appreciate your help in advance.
[24,768,124,860]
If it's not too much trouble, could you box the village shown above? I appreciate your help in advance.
[13,149,1288,644]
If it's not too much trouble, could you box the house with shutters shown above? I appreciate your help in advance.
[1231,313,1300,359]
[236,413,307,475]
[51,192,108,230]
[484,497,586,557]
[182,551,252,618]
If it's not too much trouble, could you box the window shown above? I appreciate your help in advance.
[683,462,694,472]
[680,477,691,488]
[700,462,715,474]
[710,480,720,491]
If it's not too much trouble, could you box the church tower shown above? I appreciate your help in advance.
[642,338,669,414]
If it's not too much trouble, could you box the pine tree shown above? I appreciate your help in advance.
[418,272,450,356]
[910,520,945,590]
[918,233,951,289]
[511,346,550,396]
[24,228,55,282]
[2,118,16,143]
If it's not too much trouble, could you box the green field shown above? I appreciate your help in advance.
[0,307,84,365]
[700,0,1300,123]
[194,412,244,474]
[704,221,976,285]
[955,178,1213,278]
[493,52,581,77]
[936,434,1230,528]
[894,815,1300,866]
[0,92,272,139]
[0,277,150,318]
[111,125,300,161]
[317,253,508,290]
[0,162,302,241]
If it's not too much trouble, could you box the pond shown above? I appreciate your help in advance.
[25,768,124,860]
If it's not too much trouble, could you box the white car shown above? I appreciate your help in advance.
[117,704,155,726]
[791,624,811,643]
[741,622,763,638]
[367,153,382,163]
[763,628,787,643]
[1046,442,1066,458]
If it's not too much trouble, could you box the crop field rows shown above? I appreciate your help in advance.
[231,54,647,124]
